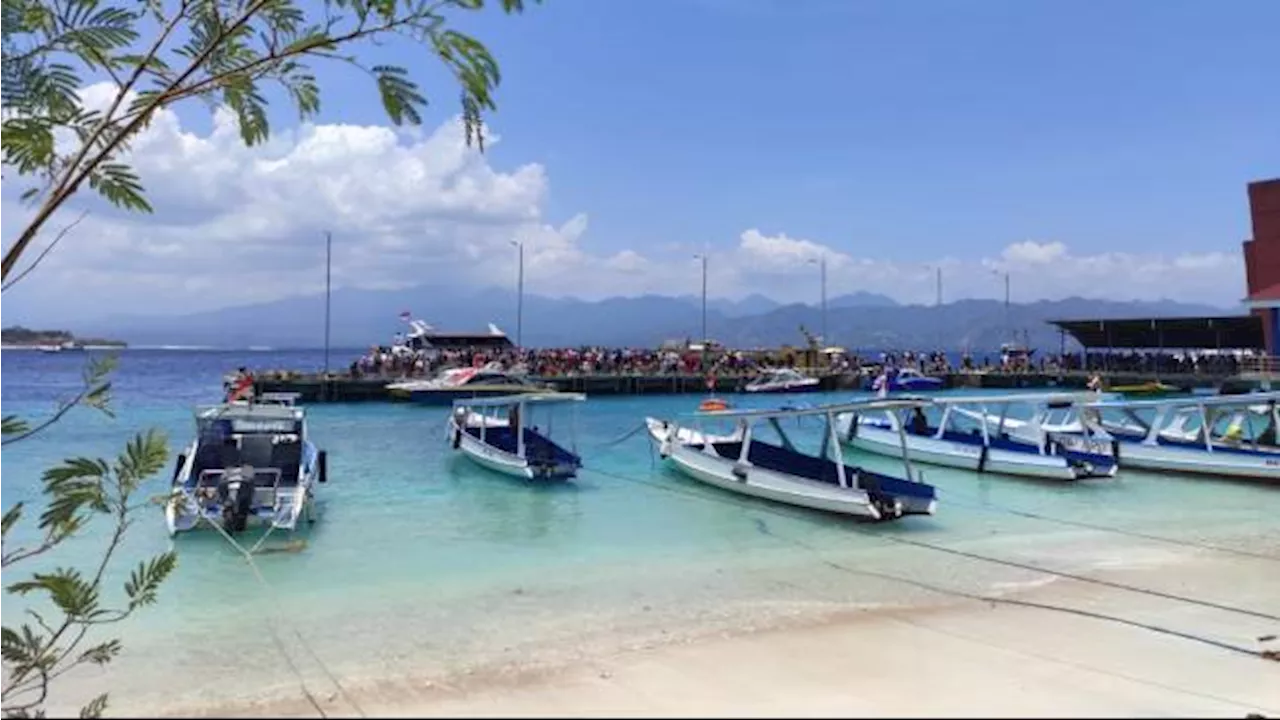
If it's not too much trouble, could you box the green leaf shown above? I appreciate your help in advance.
[373,65,425,126]
[87,162,151,212]
[79,693,109,719]
[2,503,23,538]
[76,640,121,666]
[220,74,271,146]
[8,568,101,620]
[114,430,168,491]
[2,415,31,436]
[124,551,177,610]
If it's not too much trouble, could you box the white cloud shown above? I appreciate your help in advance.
[0,83,1247,323]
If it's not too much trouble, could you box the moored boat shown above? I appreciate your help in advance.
[1072,392,1280,481]
[388,362,550,405]
[835,393,1117,481]
[166,393,327,536]
[447,392,586,481]
[742,368,821,394]
[868,367,944,393]
[646,399,938,521]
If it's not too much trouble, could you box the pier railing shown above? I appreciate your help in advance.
[1240,356,1280,376]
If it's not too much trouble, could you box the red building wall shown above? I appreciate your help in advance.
[1243,178,1280,355]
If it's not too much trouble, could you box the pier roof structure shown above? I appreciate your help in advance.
[1048,315,1265,350]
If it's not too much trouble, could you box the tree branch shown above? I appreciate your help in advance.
[1,210,89,292]
[1,0,194,281]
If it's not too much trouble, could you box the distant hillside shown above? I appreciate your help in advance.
[1,326,126,347]
[60,285,1236,352]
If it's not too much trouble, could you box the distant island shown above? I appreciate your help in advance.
[1,325,127,348]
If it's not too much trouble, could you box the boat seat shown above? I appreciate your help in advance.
[710,440,935,501]
[465,425,579,465]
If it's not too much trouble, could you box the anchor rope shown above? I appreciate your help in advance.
[194,508,368,718]
[580,463,1280,645]
[590,421,651,450]
[595,423,1280,563]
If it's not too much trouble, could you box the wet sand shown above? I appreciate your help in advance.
[174,549,1280,719]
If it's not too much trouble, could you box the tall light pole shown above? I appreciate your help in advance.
[510,239,524,349]
[808,256,827,346]
[323,231,332,381]
[693,252,708,371]
[924,264,943,307]
[991,268,1011,340]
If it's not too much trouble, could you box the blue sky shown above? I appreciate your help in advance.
[286,0,1280,260]
[4,0,1279,321]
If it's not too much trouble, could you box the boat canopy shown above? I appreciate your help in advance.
[925,392,1099,407]
[693,397,931,421]
[452,392,587,408]
[1085,391,1279,411]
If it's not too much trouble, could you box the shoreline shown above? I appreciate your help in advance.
[133,548,1280,719]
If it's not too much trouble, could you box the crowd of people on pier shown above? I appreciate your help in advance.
[338,342,1252,381]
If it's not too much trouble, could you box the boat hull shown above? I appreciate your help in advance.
[648,420,935,520]
[841,418,1114,481]
[166,489,314,535]
[1111,439,1280,481]
[742,381,821,394]
[392,385,545,405]
[447,416,579,481]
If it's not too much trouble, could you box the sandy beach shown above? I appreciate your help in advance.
[163,542,1280,720]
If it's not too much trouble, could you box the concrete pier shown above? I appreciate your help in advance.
[253,369,1234,403]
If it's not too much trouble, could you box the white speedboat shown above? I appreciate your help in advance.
[1072,392,1280,481]
[646,399,938,521]
[388,362,549,405]
[742,368,821,394]
[836,393,1117,481]
[447,392,586,481]
[167,393,326,536]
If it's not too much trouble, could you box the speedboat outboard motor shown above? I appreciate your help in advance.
[217,466,257,533]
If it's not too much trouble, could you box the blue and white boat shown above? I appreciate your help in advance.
[447,392,586,481]
[1069,392,1280,482]
[869,367,944,393]
[835,393,1117,481]
[166,393,327,536]
[646,399,938,521]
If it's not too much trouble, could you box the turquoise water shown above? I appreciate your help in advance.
[3,349,1277,714]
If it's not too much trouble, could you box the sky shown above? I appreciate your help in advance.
[3,0,1279,325]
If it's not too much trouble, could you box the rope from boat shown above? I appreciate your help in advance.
[932,488,1280,563]
[196,515,368,718]
[578,424,1280,563]
[581,464,1280,637]
[592,421,651,450]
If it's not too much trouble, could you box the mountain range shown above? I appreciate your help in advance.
[62,283,1238,352]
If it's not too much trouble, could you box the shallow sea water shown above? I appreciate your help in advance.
[2,349,1276,714]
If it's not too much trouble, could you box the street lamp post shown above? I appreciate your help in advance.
[693,252,708,371]
[510,239,524,349]
[991,268,1011,340]
[924,264,943,307]
[808,256,827,346]
[694,251,708,333]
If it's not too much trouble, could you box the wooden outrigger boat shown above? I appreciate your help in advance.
[447,392,586,481]
[646,399,939,521]
[835,393,1118,481]
[1071,392,1280,481]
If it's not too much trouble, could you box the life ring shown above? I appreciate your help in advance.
[699,398,728,412]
